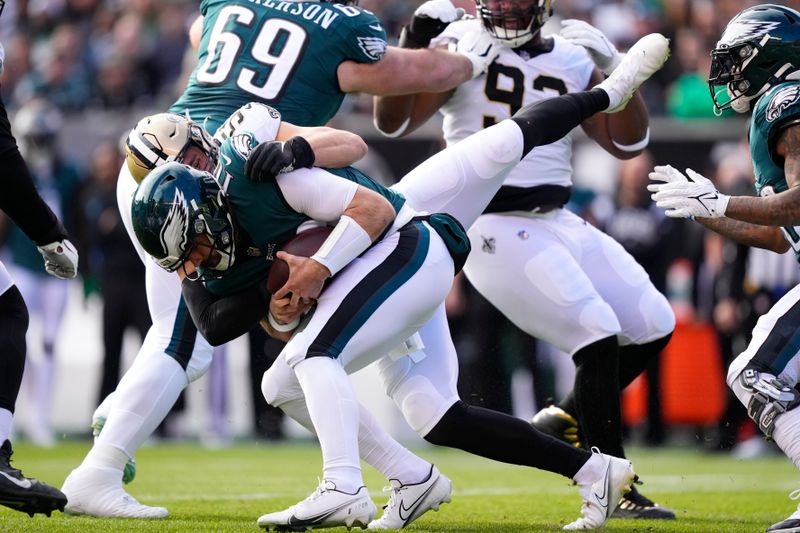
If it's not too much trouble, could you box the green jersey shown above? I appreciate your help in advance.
[204,131,406,296]
[751,82,800,261]
[169,0,387,134]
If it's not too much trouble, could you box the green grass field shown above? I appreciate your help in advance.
[0,440,796,532]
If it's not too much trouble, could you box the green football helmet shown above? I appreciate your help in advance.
[709,4,800,113]
[132,162,236,278]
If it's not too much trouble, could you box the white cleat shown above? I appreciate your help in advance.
[368,465,452,530]
[257,480,376,531]
[766,489,800,533]
[61,465,168,518]
[563,448,635,530]
[596,33,670,113]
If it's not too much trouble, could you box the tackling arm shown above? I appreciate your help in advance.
[276,122,367,168]
[338,46,472,96]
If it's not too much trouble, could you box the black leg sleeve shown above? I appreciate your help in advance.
[0,286,29,413]
[617,333,672,389]
[511,89,610,158]
[558,332,674,417]
[424,400,590,479]
[570,335,624,457]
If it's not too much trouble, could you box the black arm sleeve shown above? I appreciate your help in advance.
[181,278,270,346]
[0,98,67,245]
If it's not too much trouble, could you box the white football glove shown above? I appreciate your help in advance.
[648,165,730,219]
[37,239,79,279]
[559,19,623,75]
[453,30,502,78]
[415,0,465,24]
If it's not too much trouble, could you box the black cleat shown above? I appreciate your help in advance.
[611,485,675,519]
[0,440,67,516]
[531,405,582,447]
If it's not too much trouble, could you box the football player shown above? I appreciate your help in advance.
[648,5,800,533]
[373,0,676,519]
[0,27,77,516]
[130,33,668,530]
[60,0,503,518]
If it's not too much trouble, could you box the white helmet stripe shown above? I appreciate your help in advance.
[129,132,169,167]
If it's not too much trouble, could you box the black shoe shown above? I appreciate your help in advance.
[611,485,675,519]
[0,440,66,516]
[530,405,582,447]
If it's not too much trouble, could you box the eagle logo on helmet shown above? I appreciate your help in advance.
[157,188,191,270]
[719,19,780,45]
[357,36,387,61]
[765,84,800,122]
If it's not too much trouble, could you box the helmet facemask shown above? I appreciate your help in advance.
[133,162,236,280]
[709,4,800,114]
[477,0,552,48]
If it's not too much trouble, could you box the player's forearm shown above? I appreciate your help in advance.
[373,94,416,137]
[696,217,789,252]
[724,187,800,227]
[181,278,268,346]
[304,128,368,168]
[341,188,395,241]
[341,47,471,96]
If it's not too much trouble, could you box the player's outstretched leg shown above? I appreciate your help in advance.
[0,439,66,517]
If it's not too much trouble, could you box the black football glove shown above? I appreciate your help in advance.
[244,136,316,183]
[399,0,465,49]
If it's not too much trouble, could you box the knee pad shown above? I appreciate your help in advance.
[261,358,304,407]
[732,368,800,439]
[390,374,456,436]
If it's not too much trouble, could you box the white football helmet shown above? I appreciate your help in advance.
[125,113,218,183]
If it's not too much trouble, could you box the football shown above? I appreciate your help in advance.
[266,225,333,294]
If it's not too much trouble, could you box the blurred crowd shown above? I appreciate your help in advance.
[1,0,798,455]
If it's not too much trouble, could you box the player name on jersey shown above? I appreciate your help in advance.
[246,0,363,28]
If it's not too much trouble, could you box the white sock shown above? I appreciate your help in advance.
[572,451,605,485]
[0,408,12,444]
[93,354,188,460]
[358,406,430,484]
[83,441,130,472]
[294,357,362,493]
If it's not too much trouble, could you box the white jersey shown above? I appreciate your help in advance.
[432,19,594,189]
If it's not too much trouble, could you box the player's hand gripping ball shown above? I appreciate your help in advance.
[267,226,333,294]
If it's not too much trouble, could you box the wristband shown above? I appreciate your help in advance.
[717,193,731,217]
[373,116,410,139]
[268,311,300,332]
[310,215,373,276]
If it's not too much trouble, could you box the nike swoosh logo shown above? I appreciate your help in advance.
[0,471,32,489]
[397,483,436,523]
[592,464,610,512]
[370,24,383,32]
[221,153,232,166]
[287,499,357,526]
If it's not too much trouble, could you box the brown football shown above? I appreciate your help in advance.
[266,226,333,294]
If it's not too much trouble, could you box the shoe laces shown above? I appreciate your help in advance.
[0,441,22,478]
[379,479,404,511]
[306,478,333,502]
